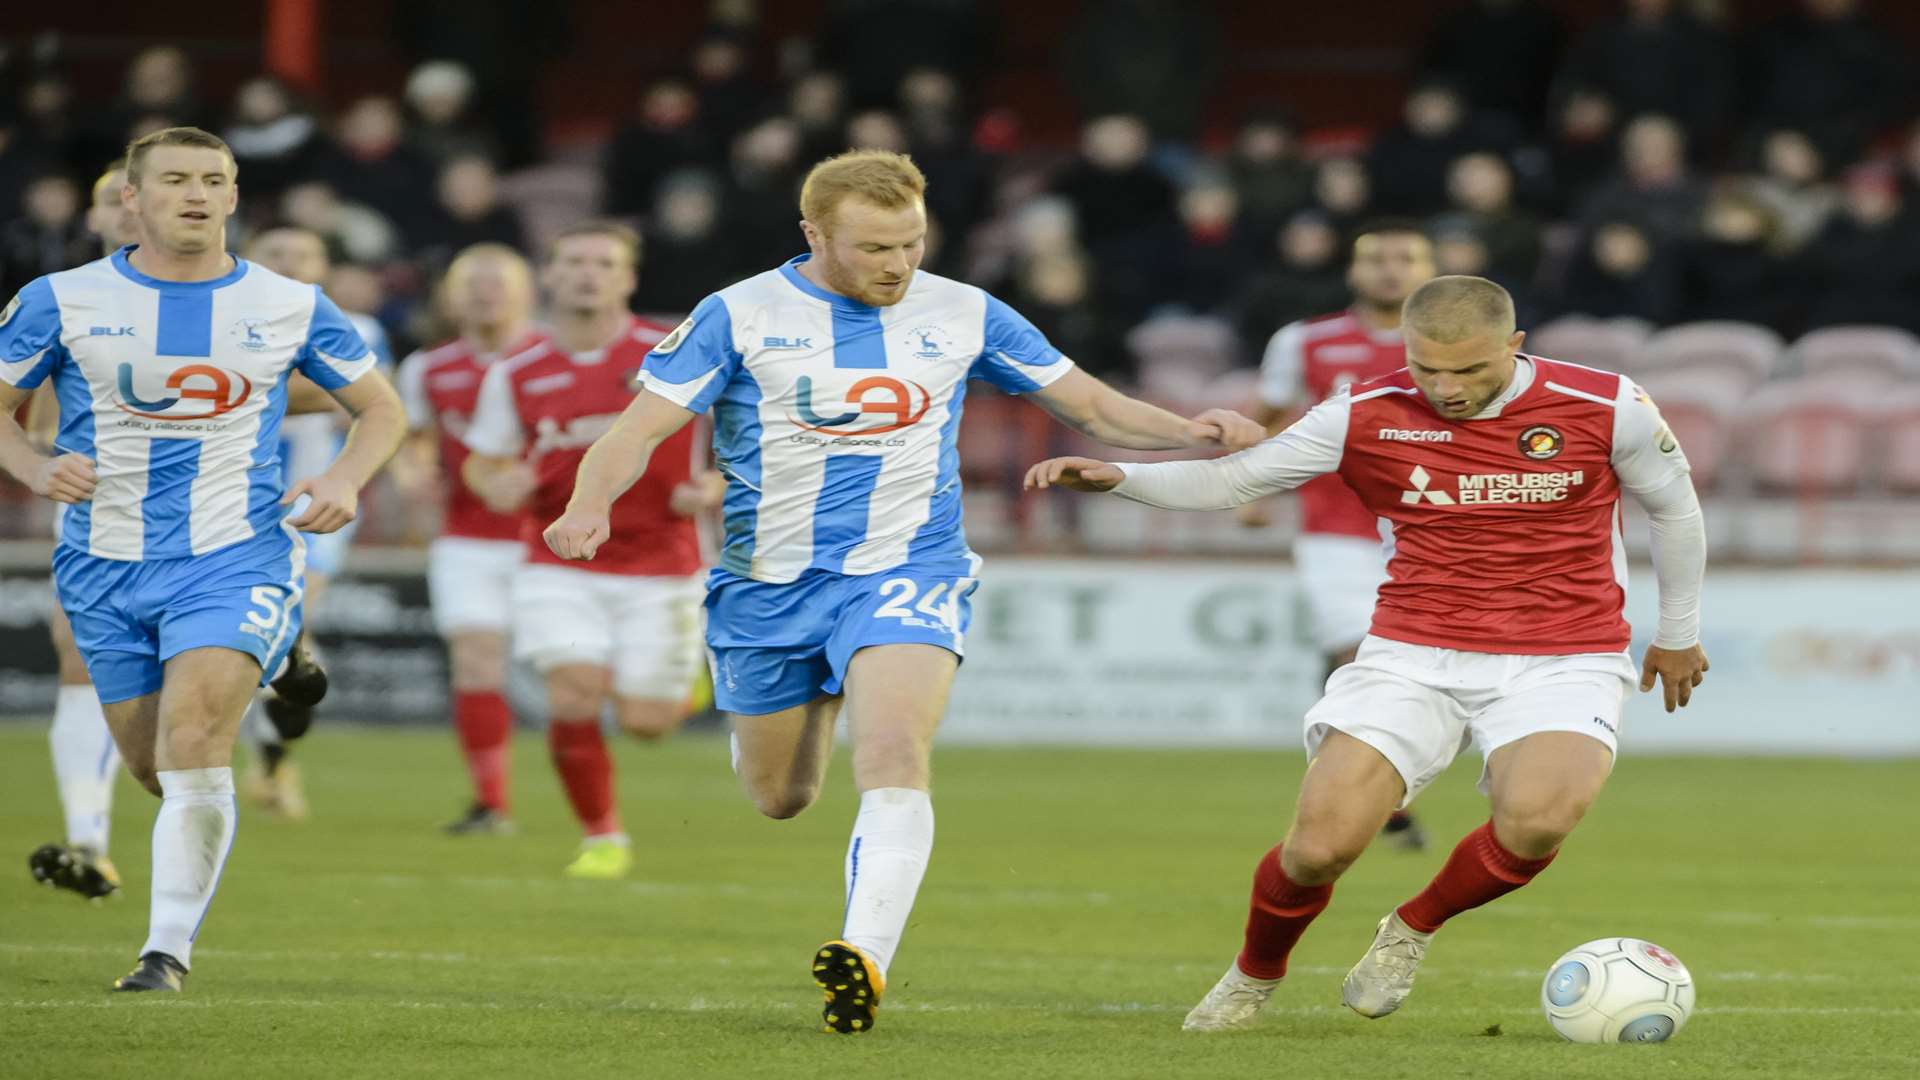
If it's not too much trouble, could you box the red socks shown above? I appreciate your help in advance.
[1396,820,1556,934]
[547,719,621,837]
[453,691,513,812]
[1237,845,1335,980]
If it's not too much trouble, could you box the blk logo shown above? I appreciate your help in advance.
[116,363,253,420]
[90,326,136,337]
[763,336,813,350]
[791,375,931,435]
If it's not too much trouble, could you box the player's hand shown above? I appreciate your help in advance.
[1235,500,1273,529]
[473,461,538,514]
[1639,643,1709,713]
[1024,456,1125,492]
[668,473,727,517]
[32,453,96,504]
[282,472,359,533]
[544,503,611,561]
[1185,408,1267,451]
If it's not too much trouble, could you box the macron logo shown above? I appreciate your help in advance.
[1379,428,1452,442]
[1400,465,1455,505]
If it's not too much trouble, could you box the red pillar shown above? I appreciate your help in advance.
[264,0,323,93]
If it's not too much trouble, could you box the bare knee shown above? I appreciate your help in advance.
[126,760,161,799]
[1493,798,1591,860]
[545,667,607,721]
[1279,832,1367,885]
[448,633,508,692]
[851,730,930,791]
[616,700,686,742]
[745,778,819,820]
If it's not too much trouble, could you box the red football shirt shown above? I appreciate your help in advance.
[1259,310,1407,539]
[463,318,701,576]
[397,333,546,542]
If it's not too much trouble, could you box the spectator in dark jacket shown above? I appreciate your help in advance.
[1552,0,1733,143]
[1680,191,1796,333]
[1,173,92,298]
[1797,165,1920,332]
[603,80,714,218]
[1367,81,1514,216]
[1742,0,1907,168]
[1577,114,1706,247]
[1551,218,1678,324]
[1419,0,1565,135]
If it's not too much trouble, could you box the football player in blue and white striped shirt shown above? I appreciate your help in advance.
[0,128,407,992]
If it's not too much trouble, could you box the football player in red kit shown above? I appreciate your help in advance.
[1027,276,1709,1031]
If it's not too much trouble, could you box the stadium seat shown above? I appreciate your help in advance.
[1738,375,1881,494]
[1528,316,1651,373]
[1634,321,1784,388]
[1882,384,1920,493]
[1785,325,1920,382]
[1628,368,1746,492]
[1128,315,1238,402]
[498,163,604,254]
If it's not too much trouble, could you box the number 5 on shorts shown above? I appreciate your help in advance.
[246,585,288,631]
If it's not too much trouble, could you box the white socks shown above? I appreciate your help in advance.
[48,685,118,853]
[841,787,934,978]
[142,768,238,969]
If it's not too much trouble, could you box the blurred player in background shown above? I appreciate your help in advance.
[1026,275,1710,1032]
[23,165,142,900]
[237,225,395,820]
[0,128,406,991]
[545,151,1264,1033]
[395,243,544,834]
[1242,220,1438,852]
[463,222,719,877]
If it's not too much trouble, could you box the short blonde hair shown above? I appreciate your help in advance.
[92,165,127,201]
[799,150,927,229]
[124,126,236,187]
[448,242,532,283]
[1403,275,1515,344]
[546,219,641,267]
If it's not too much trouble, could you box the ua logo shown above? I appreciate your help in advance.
[791,375,932,435]
[116,363,254,420]
[1400,465,1455,506]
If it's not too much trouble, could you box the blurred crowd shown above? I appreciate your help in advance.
[4,0,1920,390]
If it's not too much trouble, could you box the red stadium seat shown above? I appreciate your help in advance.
[1528,316,1651,374]
[1635,321,1784,388]
[1129,315,1238,402]
[1738,376,1882,494]
[1786,325,1920,381]
[1882,384,1920,493]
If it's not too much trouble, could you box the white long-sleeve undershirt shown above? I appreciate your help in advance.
[1110,366,1706,647]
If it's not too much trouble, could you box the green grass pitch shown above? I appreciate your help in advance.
[2,723,1915,1078]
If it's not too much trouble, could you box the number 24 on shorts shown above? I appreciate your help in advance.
[873,577,970,633]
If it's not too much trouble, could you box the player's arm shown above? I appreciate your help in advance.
[1238,321,1309,526]
[286,372,347,416]
[0,280,94,502]
[387,350,441,498]
[1025,394,1349,507]
[0,382,96,503]
[544,389,697,558]
[283,370,406,533]
[1614,381,1710,712]
[458,361,539,513]
[1026,367,1265,451]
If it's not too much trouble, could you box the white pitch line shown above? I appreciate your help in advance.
[1,997,1914,1020]
[2,941,1910,987]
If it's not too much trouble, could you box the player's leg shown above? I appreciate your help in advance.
[113,645,259,991]
[41,604,123,891]
[430,538,520,833]
[33,686,151,900]
[1188,639,1463,1031]
[1299,534,1425,851]
[729,695,843,818]
[608,571,704,742]
[241,568,329,818]
[544,662,631,878]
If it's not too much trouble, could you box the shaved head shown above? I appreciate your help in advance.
[1402,275,1515,345]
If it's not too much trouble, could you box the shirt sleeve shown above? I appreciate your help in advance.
[638,294,741,415]
[295,289,377,390]
[1610,378,1692,495]
[462,361,526,457]
[970,292,1076,393]
[1111,393,1350,509]
[1256,320,1308,409]
[395,350,432,432]
[1634,474,1707,649]
[0,279,65,390]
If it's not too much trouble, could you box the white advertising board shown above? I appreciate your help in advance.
[944,559,1920,756]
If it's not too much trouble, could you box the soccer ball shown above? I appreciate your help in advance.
[1540,937,1695,1043]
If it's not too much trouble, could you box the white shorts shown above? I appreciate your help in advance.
[1295,533,1388,653]
[511,563,706,700]
[1304,635,1635,808]
[427,537,526,635]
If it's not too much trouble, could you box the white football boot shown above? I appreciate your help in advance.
[1182,964,1281,1031]
[1342,911,1434,1018]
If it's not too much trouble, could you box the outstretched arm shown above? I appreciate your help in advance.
[1025,368,1265,451]
[1026,394,1349,508]
[543,389,697,560]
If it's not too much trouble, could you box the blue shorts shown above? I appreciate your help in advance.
[705,561,980,715]
[52,526,308,704]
